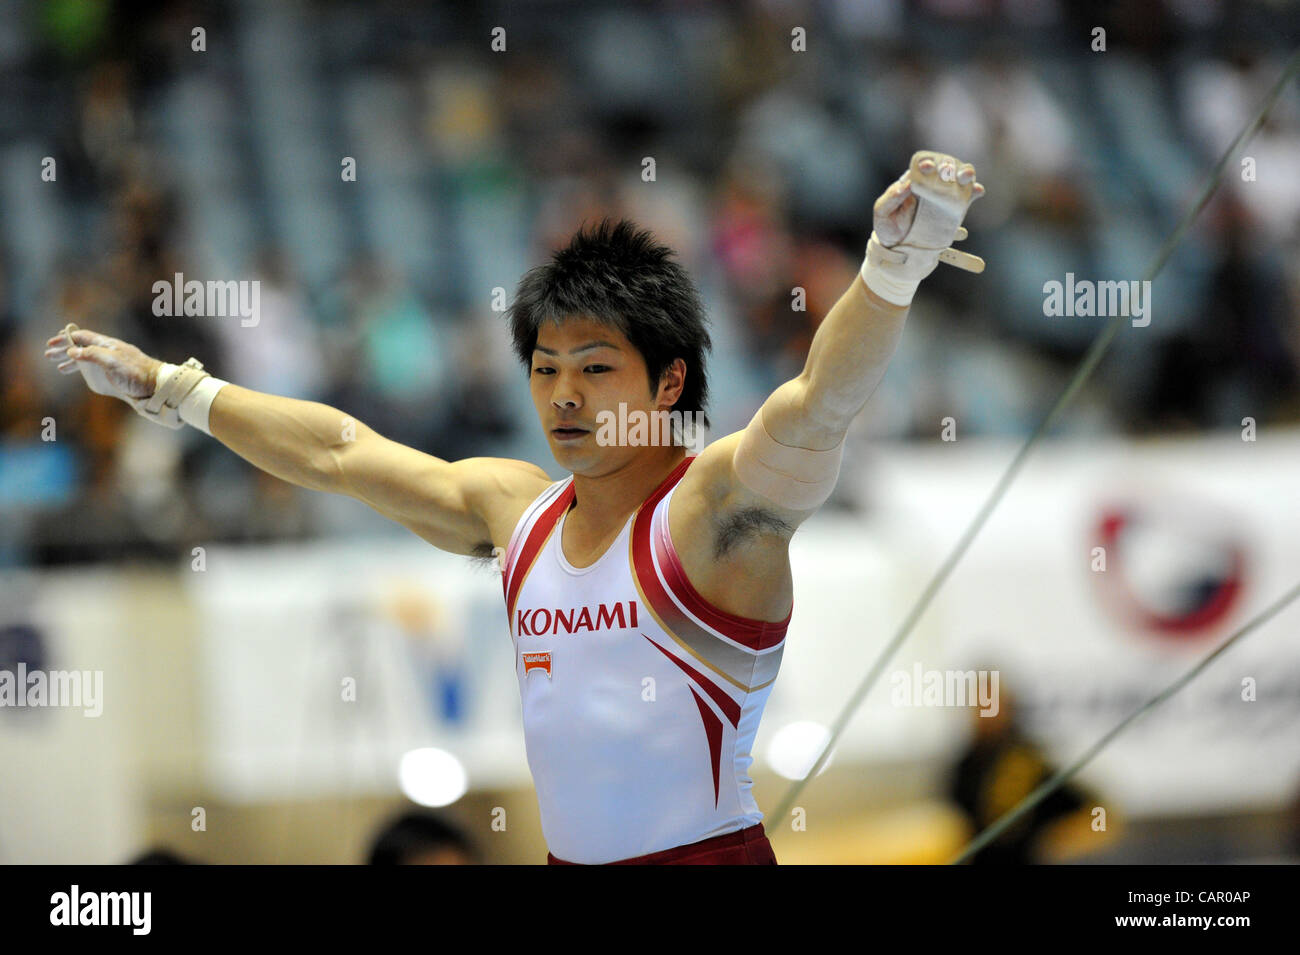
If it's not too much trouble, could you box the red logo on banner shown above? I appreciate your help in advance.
[1092,501,1247,641]
[522,651,552,678]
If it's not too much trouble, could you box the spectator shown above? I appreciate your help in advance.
[366,811,478,865]
[948,688,1115,864]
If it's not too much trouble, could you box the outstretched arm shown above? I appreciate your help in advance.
[45,325,550,556]
[203,382,549,555]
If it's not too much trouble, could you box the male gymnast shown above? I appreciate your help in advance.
[47,150,984,864]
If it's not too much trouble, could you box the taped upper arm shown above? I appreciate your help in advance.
[731,405,844,512]
[682,392,845,536]
[677,429,815,549]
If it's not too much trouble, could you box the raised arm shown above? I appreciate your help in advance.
[661,151,987,622]
[685,150,986,527]
[46,325,550,556]
[761,265,912,454]
[764,151,984,453]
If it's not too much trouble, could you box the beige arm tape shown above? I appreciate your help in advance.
[732,408,845,511]
[177,373,229,436]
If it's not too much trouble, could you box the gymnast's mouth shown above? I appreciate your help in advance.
[552,426,589,440]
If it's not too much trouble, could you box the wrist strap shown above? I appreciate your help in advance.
[860,228,986,307]
[860,233,923,306]
[128,358,228,433]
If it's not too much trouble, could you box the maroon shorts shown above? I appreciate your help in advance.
[547,822,777,865]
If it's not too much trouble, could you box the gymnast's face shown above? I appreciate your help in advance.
[529,316,683,476]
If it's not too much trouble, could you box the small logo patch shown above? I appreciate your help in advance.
[522,651,552,679]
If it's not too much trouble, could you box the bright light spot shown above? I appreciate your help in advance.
[399,748,467,807]
[766,721,833,780]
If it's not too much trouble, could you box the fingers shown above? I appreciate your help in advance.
[46,322,77,345]
[45,326,127,381]
[45,337,90,373]
[45,334,75,367]
[908,150,990,218]
[914,153,965,186]
[44,340,86,361]
[876,175,914,216]
[69,329,118,349]
[70,344,112,363]
[46,329,81,351]
[916,155,964,182]
[46,323,80,348]
[45,327,117,349]
[45,341,101,365]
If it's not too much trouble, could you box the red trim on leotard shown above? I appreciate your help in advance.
[504,482,576,625]
[651,509,790,649]
[643,634,742,727]
[631,456,790,652]
[688,686,724,808]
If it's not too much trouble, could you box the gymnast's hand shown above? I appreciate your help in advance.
[861,150,987,306]
[45,324,163,403]
[873,151,984,249]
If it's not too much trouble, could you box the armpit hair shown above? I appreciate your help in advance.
[712,506,793,561]
[464,540,501,574]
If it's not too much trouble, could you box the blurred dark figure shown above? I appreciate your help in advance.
[948,689,1111,864]
[128,847,197,864]
[1145,197,1299,432]
[367,811,478,865]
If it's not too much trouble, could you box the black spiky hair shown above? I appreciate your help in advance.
[507,218,712,429]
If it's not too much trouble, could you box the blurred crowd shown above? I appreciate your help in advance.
[1,0,1298,565]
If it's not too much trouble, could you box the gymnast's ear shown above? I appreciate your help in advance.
[654,358,687,408]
